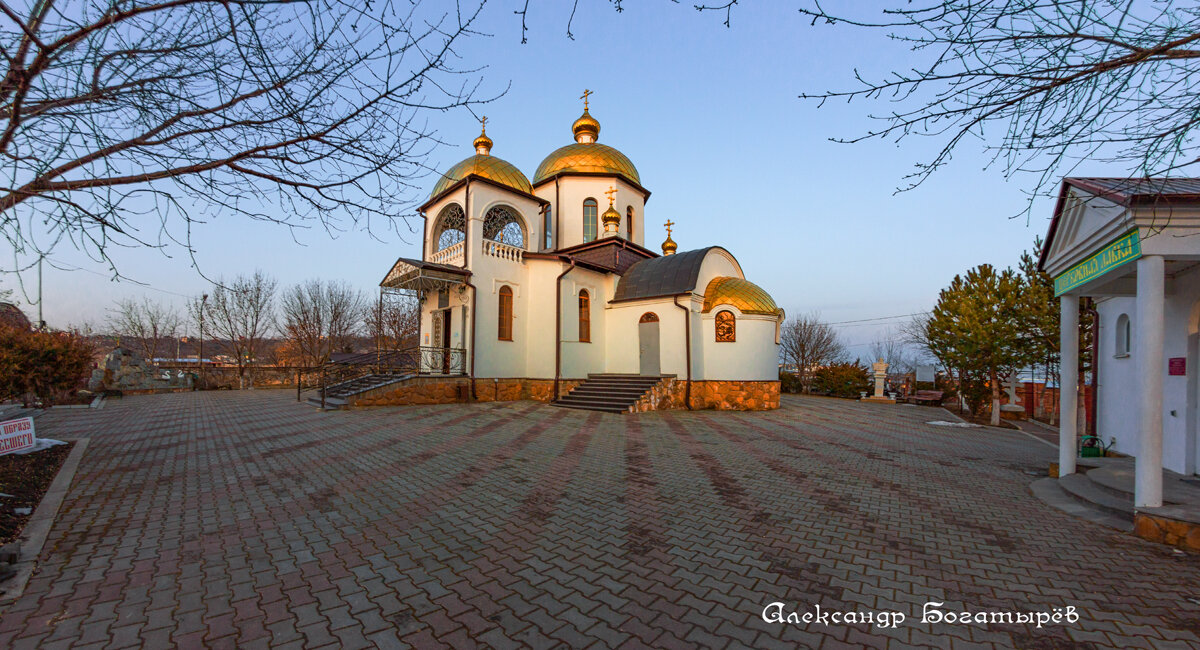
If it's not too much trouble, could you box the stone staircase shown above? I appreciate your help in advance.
[1031,457,1200,536]
[306,373,414,410]
[551,374,666,414]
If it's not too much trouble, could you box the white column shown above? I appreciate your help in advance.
[1059,294,1079,476]
[1135,254,1165,508]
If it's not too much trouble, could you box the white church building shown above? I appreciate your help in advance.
[1040,178,1200,508]
[371,95,784,412]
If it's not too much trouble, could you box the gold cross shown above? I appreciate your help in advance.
[664,219,675,236]
[581,89,593,110]
[604,186,617,206]
[480,116,487,134]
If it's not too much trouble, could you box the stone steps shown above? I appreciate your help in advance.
[550,374,667,414]
[306,373,414,410]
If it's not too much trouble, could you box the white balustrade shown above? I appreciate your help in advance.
[483,239,524,263]
[430,241,464,266]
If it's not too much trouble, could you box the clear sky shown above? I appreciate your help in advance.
[4,2,1111,354]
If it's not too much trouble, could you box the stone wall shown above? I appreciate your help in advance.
[158,365,305,390]
[633,379,780,412]
[353,377,584,407]
[1133,512,1200,552]
[89,348,194,393]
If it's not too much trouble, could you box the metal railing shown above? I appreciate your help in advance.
[299,346,467,408]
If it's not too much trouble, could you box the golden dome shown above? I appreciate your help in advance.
[430,154,531,200]
[702,277,781,316]
[661,234,677,255]
[534,143,641,185]
[473,132,493,154]
[572,110,601,143]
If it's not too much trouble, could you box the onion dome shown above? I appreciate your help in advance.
[572,110,601,144]
[702,277,782,316]
[533,94,640,185]
[601,192,621,237]
[429,124,531,200]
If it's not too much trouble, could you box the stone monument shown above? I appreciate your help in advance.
[999,375,1026,420]
[863,358,896,404]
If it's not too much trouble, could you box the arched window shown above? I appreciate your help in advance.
[626,206,634,239]
[483,206,526,248]
[433,204,466,251]
[1115,313,1130,357]
[639,312,658,323]
[715,310,736,342]
[578,290,591,342]
[583,199,598,243]
[498,286,513,341]
[544,206,553,250]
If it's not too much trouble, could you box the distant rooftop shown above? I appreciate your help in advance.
[1065,177,1200,203]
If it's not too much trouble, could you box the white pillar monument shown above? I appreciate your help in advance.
[1059,294,1079,476]
[863,359,895,403]
[1135,254,1165,508]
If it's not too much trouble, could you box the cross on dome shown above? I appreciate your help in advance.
[581,89,593,111]
[604,186,617,206]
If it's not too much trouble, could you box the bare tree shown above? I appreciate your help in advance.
[107,297,180,362]
[279,279,365,367]
[869,328,913,378]
[364,298,420,351]
[206,271,277,388]
[683,1,1200,203]
[780,312,846,393]
[1,0,493,275]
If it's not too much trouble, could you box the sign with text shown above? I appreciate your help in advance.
[1170,358,1186,376]
[1053,230,1141,296]
[0,417,36,455]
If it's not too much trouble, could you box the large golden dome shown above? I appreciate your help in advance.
[702,277,782,316]
[430,154,532,200]
[534,143,640,185]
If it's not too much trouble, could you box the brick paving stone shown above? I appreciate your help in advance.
[0,392,1196,648]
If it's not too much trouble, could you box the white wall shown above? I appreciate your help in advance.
[1095,265,1200,475]
[534,177,646,249]
[699,307,781,381]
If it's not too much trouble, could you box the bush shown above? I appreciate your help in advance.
[0,327,94,406]
[812,362,871,399]
[779,370,804,394]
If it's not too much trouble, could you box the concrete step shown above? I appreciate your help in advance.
[1030,477,1132,532]
[568,387,650,398]
[550,401,627,414]
[306,396,347,411]
[554,395,638,408]
[1058,473,1135,521]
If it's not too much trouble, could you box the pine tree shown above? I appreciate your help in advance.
[926,264,1033,426]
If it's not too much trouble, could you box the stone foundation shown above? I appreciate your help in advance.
[1133,512,1200,552]
[633,379,780,412]
[353,377,583,407]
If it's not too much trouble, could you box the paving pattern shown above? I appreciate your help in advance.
[0,392,1197,649]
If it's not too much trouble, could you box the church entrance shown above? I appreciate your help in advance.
[432,308,452,374]
[638,312,660,376]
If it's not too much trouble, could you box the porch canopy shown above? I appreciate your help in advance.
[379,257,471,295]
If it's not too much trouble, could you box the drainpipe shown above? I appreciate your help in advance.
[554,177,560,249]
[1084,299,1099,437]
[465,178,476,400]
[554,258,577,400]
[673,294,693,410]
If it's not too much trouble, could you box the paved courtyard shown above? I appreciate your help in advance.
[0,392,1198,648]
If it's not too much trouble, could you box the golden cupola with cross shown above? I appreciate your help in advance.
[429,117,533,201]
[533,90,642,187]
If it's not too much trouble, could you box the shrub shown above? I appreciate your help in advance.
[0,328,94,406]
[779,371,804,394]
[812,362,871,399]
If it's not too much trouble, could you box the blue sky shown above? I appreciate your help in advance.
[5,2,1108,351]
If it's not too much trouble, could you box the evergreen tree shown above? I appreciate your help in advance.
[926,264,1032,426]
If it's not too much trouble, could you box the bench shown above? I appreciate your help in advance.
[905,390,944,405]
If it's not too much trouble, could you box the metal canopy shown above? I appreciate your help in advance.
[380,257,470,294]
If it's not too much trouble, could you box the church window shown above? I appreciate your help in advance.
[483,206,526,248]
[544,206,553,250]
[1115,313,1130,357]
[626,206,634,239]
[433,204,466,251]
[579,290,591,342]
[583,199,598,243]
[715,310,735,342]
[498,286,514,341]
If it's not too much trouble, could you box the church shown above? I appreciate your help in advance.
[370,93,783,412]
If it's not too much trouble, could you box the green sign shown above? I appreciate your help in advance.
[1054,230,1141,296]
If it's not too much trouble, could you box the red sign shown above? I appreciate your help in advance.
[1169,358,1187,376]
[0,417,35,455]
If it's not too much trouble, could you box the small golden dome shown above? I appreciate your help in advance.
[473,132,493,155]
[702,277,781,316]
[661,235,677,255]
[572,110,601,144]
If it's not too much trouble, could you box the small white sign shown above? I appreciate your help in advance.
[0,417,36,455]
[916,365,936,383]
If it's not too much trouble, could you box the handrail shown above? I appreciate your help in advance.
[299,346,468,403]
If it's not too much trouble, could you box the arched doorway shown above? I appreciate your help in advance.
[639,312,660,376]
